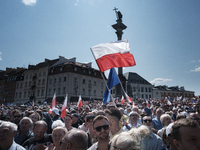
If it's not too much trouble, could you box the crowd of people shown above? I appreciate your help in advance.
[0,97,200,150]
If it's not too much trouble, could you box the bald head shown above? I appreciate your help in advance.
[60,129,88,150]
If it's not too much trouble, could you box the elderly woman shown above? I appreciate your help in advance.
[46,127,67,150]
[109,125,150,150]
[157,114,172,137]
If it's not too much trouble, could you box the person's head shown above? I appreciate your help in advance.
[60,129,88,150]
[142,115,153,127]
[142,102,147,109]
[156,108,163,120]
[105,109,121,127]
[51,108,60,117]
[85,105,90,113]
[187,113,200,125]
[129,111,139,124]
[29,112,41,125]
[64,114,72,128]
[132,106,139,113]
[71,113,79,124]
[86,115,95,128]
[33,120,47,141]
[160,114,172,127]
[0,121,17,149]
[52,127,67,148]
[19,117,33,132]
[176,113,186,120]
[109,125,150,150]
[12,109,23,125]
[52,120,65,130]
[93,115,110,141]
[171,118,200,150]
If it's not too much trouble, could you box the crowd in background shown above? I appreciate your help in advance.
[0,97,200,150]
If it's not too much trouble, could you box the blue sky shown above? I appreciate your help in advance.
[0,0,200,96]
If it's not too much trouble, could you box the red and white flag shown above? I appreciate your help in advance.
[61,94,68,119]
[121,96,125,105]
[146,99,149,107]
[91,39,136,72]
[77,95,83,109]
[125,93,136,106]
[48,93,57,114]
[167,100,172,105]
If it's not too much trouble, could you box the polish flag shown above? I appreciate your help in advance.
[77,95,83,109]
[121,96,125,105]
[48,93,57,114]
[61,94,68,119]
[125,93,136,106]
[146,99,149,107]
[167,100,172,105]
[90,39,136,72]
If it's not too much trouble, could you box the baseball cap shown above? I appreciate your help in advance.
[52,108,59,115]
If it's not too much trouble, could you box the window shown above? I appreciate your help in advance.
[74,67,77,71]
[37,90,40,96]
[59,78,61,83]
[38,80,41,85]
[60,67,63,72]
[94,72,96,76]
[28,91,30,97]
[94,81,96,86]
[63,87,66,94]
[49,89,51,95]
[42,79,45,85]
[94,90,96,96]
[15,93,18,98]
[25,82,27,87]
[82,89,85,95]
[20,83,23,88]
[141,87,144,92]
[39,72,41,76]
[82,79,85,84]
[64,77,66,82]
[43,72,46,76]
[58,88,60,94]
[19,92,21,98]
[149,88,151,92]
[41,90,44,96]
[88,89,91,96]
[54,78,56,83]
[29,81,31,87]
[24,92,26,98]
[89,70,91,75]
[49,79,52,84]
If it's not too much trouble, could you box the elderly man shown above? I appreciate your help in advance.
[141,115,163,150]
[22,120,52,150]
[171,118,200,150]
[123,111,140,131]
[14,117,34,145]
[60,129,88,150]
[152,108,163,134]
[0,121,25,150]
[88,115,110,150]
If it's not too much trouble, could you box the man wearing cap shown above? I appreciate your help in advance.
[123,111,140,131]
[43,108,62,134]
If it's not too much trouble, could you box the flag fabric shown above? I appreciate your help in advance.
[146,99,149,107]
[32,100,34,106]
[167,99,172,105]
[48,93,57,114]
[125,93,135,106]
[77,95,83,109]
[89,97,91,101]
[121,96,125,105]
[91,39,136,72]
[102,68,120,104]
[61,94,68,119]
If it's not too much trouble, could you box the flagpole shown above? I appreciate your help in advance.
[91,47,116,106]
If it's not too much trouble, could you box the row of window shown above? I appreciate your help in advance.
[131,87,152,93]
[25,72,46,79]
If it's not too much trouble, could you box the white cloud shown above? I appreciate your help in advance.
[150,78,173,85]
[0,52,2,61]
[22,0,37,6]
[74,0,79,5]
[190,67,200,72]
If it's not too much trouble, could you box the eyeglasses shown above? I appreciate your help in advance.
[14,115,22,118]
[95,125,109,132]
[143,119,152,123]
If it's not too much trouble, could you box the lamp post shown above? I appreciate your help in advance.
[112,7,127,96]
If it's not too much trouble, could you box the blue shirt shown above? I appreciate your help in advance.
[152,117,163,130]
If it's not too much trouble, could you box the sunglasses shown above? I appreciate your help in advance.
[95,125,109,132]
[143,119,152,123]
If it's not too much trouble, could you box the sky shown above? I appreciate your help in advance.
[0,0,200,96]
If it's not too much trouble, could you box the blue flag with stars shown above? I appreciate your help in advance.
[102,68,120,104]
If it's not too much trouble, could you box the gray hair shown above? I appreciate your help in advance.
[0,121,18,132]
[160,114,171,124]
[111,125,150,150]
[19,117,33,126]
[51,120,65,129]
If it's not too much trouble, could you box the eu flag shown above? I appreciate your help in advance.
[102,68,120,104]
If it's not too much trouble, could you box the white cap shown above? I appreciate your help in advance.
[52,108,59,115]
